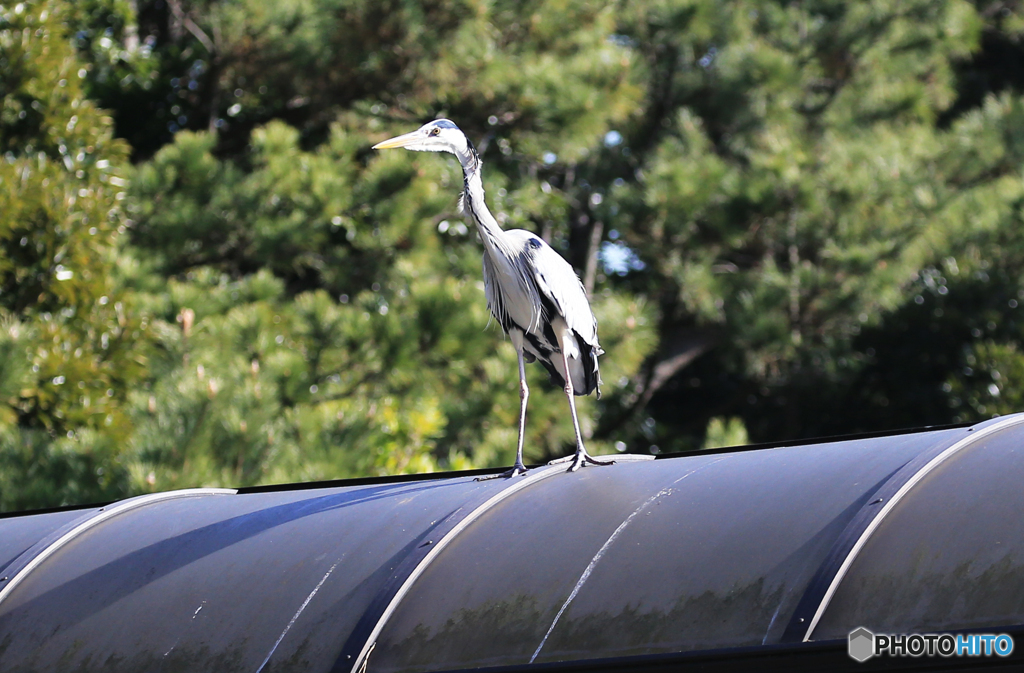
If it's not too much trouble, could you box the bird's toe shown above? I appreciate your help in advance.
[553,450,615,473]
[475,464,529,481]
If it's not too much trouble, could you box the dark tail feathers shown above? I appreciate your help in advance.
[538,330,601,397]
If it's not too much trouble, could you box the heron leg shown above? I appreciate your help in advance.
[549,334,614,473]
[476,334,529,481]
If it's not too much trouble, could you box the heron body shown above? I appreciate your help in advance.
[373,119,611,475]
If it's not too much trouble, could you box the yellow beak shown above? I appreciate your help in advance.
[372,130,422,150]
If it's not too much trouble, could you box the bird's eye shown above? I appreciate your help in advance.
[430,127,440,136]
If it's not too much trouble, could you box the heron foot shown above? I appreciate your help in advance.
[549,451,616,473]
[474,463,529,481]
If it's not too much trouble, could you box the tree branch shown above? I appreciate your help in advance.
[166,0,215,54]
[583,218,603,295]
[633,327,717,414]
[597,326,717,439]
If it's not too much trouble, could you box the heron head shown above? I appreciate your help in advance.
[372,119,469,156]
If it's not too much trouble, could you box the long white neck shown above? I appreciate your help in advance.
[451,138,518,263]
[459,158,505,248]
[455,140,541,334]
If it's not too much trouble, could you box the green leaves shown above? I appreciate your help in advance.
[9,0,1024,509]
[0,0,144,509]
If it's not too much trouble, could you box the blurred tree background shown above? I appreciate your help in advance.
[3,0,1024,511]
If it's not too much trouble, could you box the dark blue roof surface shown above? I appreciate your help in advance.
[0,415,1022,672]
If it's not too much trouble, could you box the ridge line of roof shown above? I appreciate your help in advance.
[0,418,982,519]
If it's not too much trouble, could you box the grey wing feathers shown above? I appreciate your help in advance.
[516,232,603,397]
[523,236,599,348]
[482,229,602,396]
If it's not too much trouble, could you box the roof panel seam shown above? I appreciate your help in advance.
[797,413,1024,641]
[339,455,655,673]
[339,464,565,673]
[0,488,237,612]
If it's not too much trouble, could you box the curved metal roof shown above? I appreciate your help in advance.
[1,415,1024,671]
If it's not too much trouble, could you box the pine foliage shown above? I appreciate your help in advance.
[5,0,1024,509]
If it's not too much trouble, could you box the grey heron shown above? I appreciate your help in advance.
[373,119,611,476]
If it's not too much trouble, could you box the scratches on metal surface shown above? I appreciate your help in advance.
[255,560,340,673]
[530,457,727,663]
[763,602,783,645]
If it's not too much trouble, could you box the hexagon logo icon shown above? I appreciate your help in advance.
[848,627,875,662]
